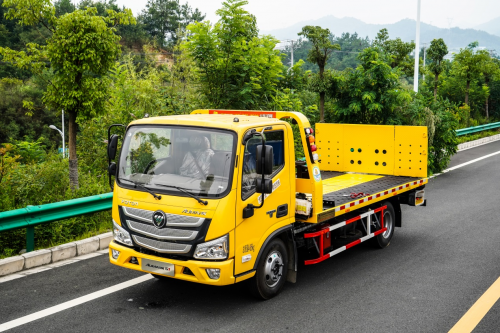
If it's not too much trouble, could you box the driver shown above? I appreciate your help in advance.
[179,134,214,179]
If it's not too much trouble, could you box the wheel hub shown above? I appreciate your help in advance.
[263,250,284,288]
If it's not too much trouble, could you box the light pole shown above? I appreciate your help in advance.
[413,0,421,92]
[49,125,65,158]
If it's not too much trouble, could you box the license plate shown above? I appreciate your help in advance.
[141,258,174,276]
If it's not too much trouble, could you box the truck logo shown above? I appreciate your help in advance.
[181,209,207,216]
[152,210,167,229]
[266,209,276,218]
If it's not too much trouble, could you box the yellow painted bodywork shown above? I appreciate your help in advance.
[322,174,384,194]
[315,123,427,178]
[110,110,428,286]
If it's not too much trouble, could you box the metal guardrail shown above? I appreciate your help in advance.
[0,193,113,252]
[456,122,500,136]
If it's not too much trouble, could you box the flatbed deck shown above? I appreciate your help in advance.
[316,171,427,222]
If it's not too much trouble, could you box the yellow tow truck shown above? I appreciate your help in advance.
[107,110,428,299]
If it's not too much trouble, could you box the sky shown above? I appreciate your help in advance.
[114,0,500,31]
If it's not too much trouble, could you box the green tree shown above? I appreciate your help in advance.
[480,57,500,119]
[332,47,412,124]
[373,28,415,76]
[451,42,490,106]
[298,25,340,122]
[184,0,283,110]
[0,0,135,189]
[139,0,205,48]
[427,38,448,100]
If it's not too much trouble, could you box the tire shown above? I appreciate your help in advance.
[250,238,289,300]
[375,201,395,248]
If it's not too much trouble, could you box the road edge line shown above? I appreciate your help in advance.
[0,274,153,332]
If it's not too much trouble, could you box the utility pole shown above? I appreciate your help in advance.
[413,0,421,93]
[290,39,294,68]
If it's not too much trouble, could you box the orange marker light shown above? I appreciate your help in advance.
[308,136,315,144]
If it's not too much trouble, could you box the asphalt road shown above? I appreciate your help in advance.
[1,141,500,333]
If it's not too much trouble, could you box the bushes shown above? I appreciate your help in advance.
[0,152,111,257]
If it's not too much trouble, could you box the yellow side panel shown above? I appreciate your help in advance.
[316,123,428,178]
[322,174,384,194]
[341,124,395,174]
[316,124,344,171]
[394,126,428,178]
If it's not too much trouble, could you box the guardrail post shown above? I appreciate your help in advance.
[26,226,34,252]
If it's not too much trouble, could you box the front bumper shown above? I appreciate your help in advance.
[109,241,235,286]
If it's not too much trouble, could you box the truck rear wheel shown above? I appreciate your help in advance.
[250,238,288,300]
[375,201,395,248]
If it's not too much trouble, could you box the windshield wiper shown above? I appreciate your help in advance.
[153,183,208,206]
[118,178,162,200]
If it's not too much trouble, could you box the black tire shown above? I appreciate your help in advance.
[250,238,289,300]
[375,201,395,248]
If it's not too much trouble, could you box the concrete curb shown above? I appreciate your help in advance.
[0,232,112,277]
[457,134,500,152]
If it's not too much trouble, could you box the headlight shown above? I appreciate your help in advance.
[194,234,228,260]
[113,220,133,246]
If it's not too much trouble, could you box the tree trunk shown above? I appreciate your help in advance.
[485,77,490,119]
[433,73,438,100]
[68,110,79,190]
[465,80,470,105]
[319,91,325,123]
[319,65,325,122]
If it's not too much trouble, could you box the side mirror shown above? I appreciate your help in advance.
[108,162,117,176]
[256,145,273,175]
[107,134,119,161]
[255,178,272,194]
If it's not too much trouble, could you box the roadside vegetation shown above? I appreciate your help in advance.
[1,0,500,257]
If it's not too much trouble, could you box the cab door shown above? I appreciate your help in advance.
[234,125,292,276]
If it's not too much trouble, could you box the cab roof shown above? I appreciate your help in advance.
[129,114,284,132]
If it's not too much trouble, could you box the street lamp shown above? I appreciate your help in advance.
[49,125,65,158]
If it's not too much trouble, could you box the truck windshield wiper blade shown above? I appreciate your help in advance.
[118,178,162,200]
[153,183,208,205]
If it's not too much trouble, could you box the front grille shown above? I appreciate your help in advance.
[119,206,211,257]
[123,206,204,227]
[132,235,192,254]
[126,220,198,241]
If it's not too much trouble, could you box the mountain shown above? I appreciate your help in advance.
[262,16,500,51]
[474,17,500,37]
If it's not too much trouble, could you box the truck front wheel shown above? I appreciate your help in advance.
[375,201,395,248]
[250,238,288,300]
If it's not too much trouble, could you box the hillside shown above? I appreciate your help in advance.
[263,16,500,50]
[474,17,500,37]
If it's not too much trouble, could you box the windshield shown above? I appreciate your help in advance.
[118,126,236,198]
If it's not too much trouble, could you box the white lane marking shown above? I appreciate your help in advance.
[0,274,153,332]
[431,150,500,178]
[0,274,26,284]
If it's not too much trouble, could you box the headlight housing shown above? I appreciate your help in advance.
[194,234,228,260]
[113,220,133,246]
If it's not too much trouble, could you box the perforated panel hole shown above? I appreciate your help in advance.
[350,160,354,164]
[375,161,379,166]
[383,150,387,154]
[358,148,362,153]
[350,148,354,152]
[375,149,379,154]
[358,160,362,165]
[383,162,387,166]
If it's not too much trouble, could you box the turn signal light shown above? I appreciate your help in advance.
[308,136,315,144]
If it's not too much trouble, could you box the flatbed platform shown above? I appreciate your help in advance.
[316,171,427,223]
